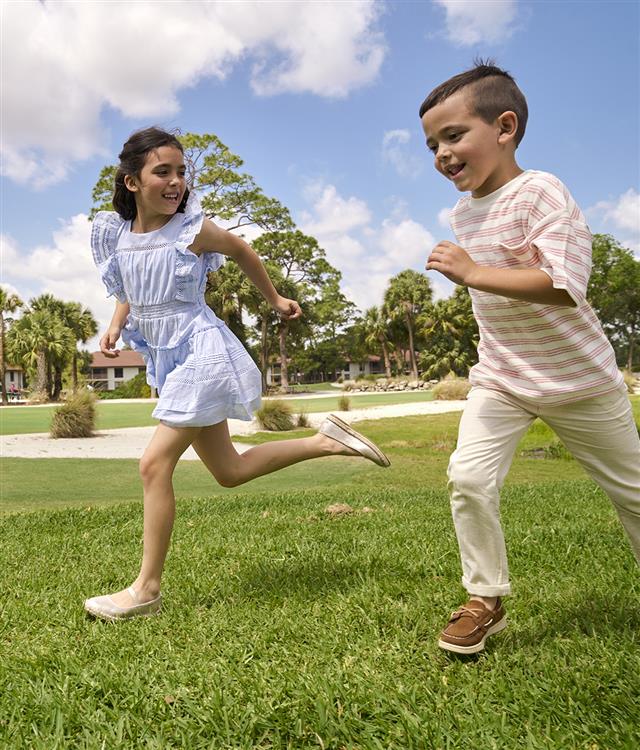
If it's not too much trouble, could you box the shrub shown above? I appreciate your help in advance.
[337,395,351,411]
[622,369,638,394]
[255,400,294,431]
[544,440,574,460]
[50,390,97,438]
[296,411,310,428]
[97,372,151,399]
[432,374,471,401]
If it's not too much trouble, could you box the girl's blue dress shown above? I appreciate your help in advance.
[91,192,262,427]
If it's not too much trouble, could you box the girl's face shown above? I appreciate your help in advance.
[126,145,187,220]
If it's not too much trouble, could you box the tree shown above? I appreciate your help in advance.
[252,231,345,389]
[587,234,640,370]
[0,287,24,404]
[363,306,392,377]
[383,270,433,380]
[61,302,99,391]
[418,286,479,379]
[6,309,73,399]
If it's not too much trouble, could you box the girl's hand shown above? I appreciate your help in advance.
[426,241,478,286]
[274,296,302,320]
[99,326,122,358]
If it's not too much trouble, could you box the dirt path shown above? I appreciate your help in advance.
[1,400,466,460]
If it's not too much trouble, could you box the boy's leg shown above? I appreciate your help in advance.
[448,387,536,597]
[542,389,640,564]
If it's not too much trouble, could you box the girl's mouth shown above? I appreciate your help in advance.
[162,192,179,203]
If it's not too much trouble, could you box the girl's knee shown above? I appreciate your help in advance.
[213,458,246,488]
[139,451,172,484]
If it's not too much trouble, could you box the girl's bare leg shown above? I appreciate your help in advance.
[107,423,200,607]
[191,419,352,487]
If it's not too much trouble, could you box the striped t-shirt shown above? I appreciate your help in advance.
[449,170,624,405]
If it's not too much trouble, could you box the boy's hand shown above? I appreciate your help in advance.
[274,296,302,320]
[99,326,122,358]
[426,241,477,286]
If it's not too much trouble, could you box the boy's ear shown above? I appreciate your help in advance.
[497,111,518,144]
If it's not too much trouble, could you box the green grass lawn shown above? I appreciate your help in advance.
[1,406,639,747]
[0,391,435,435]
[1,482,638,748]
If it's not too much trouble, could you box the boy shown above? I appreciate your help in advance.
[420,63,640,654]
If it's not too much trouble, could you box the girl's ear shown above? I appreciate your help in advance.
[123,174,138,193]
[497,111,518,144]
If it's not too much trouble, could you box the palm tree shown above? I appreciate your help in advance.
[383,270,433,380]
[418,287,479,379]
[61,302,98,390]
[6,309,73,400]
[363,306,392,378]
[0,287,24,405]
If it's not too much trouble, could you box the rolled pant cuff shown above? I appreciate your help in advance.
[462,578,511,597]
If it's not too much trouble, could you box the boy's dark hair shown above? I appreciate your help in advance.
[419,60,528,147]
[113,126,189,220]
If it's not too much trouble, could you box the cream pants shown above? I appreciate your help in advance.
[447,386,640,597]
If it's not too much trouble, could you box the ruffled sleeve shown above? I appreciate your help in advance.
[174,191,224,301]
[90,211,127,303]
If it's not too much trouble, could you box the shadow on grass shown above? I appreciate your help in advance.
[193,557,387,608]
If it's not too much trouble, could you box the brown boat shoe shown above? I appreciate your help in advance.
[438,598,507,654]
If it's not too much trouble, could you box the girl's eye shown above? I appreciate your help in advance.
[449,132,460,141]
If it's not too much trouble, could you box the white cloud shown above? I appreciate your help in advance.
[1,216,112,350]
[437,206,454,228]
[298,180,436,311]
[1,1,386,187]
[381,129,424,179]
[589,188,640,234]
[378,218,435,269]
[587,188,640,256]
[300,183,372,236]
[434,0,519,46]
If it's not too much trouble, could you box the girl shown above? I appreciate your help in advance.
[84,127,389,621]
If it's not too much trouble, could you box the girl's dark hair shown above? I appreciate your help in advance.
[419,59,528,148]
[113,127,189,220]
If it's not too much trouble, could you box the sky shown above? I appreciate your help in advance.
[1,0,639,352]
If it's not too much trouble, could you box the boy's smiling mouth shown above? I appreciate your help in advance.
[446,163,466,179]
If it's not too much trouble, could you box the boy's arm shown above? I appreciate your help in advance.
[192,218,302,320]
[100,301,130,357]
[426,241,575,306]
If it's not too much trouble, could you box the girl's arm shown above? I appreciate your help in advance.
[192,219,302,319]
[426,241,575,306]
[100,301,130,357]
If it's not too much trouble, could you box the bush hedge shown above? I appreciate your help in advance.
[50,390,97,438]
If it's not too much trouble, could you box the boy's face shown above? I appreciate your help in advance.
[421,89,517,198]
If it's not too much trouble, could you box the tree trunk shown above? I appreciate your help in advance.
[35,350,48,396]
[0,314,6,405]
[405,312,419,380]
[380,337,392,378]
[278,321,289,389]
[260,316,269,395]
[72,351,78,391]
[628,334,635,371]
[52,365,63,401]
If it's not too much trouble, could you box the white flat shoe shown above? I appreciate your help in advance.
[84,586,162,622]
[319,414,390,467]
